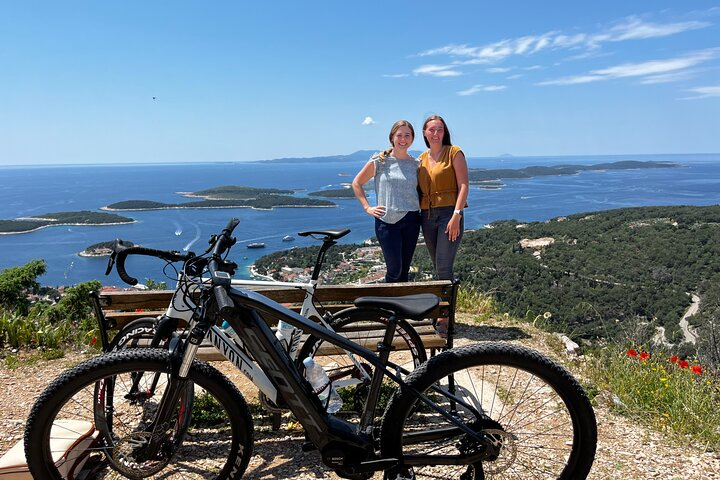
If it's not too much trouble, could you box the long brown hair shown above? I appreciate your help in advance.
[380,119,415,160]
[422,115,452,148]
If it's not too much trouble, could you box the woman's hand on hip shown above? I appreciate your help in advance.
[366,205,386,218]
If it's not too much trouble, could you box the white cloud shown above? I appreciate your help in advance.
[457,84,508,96]
[413,64,463,77]
[602,17,709,42]
[382,73,409,78]
[537,75,605,86]
[593,49,717,78]
[680,85,720,99]
[538,48,720,86]
[361,116,375,125]
[640,70,697,84]
[486,67,511,73]
[507,74,523,80]
[415,15,711,68]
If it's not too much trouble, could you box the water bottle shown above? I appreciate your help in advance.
[303,356,343,413]
[275,320,299,356]
[221,320,241,345]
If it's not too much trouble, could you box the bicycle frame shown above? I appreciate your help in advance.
[161,274,371,405]
[195,286,487,471]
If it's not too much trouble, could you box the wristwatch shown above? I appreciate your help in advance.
[453,209,463,216]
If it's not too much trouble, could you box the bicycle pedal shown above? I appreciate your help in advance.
[301,441,317,452]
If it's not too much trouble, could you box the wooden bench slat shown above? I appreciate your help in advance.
[98,281,455,309]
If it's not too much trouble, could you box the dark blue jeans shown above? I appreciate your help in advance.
[375,211,421,283]
[421,206,463,280]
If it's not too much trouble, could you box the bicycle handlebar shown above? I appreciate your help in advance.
[106,241,193,286]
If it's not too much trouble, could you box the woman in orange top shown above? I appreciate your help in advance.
[418,115,469,335]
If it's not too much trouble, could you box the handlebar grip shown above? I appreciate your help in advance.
[223,218,240,235]
[213,285,236,319]
[115,249,139,285]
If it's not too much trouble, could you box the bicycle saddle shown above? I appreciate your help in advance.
[353,293,440,320]
[297,228,351,240]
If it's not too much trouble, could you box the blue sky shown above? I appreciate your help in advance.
[1,1,719,165]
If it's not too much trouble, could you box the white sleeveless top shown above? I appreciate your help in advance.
[371,153,420,224]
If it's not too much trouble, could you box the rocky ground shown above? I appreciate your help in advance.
[1,315,719,479]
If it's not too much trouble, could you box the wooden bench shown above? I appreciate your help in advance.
[92,280,459,430]
[92,280,460,357]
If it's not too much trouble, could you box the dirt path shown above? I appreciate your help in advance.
[680,293,701,344]
[2,319,719,479]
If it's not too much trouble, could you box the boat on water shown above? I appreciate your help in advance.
[282,235,294,242]
[247,242,266,249]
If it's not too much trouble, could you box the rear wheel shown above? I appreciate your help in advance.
[298,307,427,416]
[380,343,597,479]
[108,317,160,351]
[25,348,253,479]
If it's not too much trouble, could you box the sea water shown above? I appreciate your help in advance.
[0,153,718,286]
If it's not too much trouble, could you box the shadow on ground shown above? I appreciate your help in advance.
[453,322,532,343]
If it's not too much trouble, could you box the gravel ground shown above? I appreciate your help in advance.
[2,318,719,479]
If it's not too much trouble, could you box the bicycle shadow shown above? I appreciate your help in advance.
[244,429,334,479]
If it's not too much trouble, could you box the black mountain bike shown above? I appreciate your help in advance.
[24,219,597,479]
[99,227,427,417]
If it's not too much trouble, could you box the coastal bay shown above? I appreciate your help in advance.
[0,153,716,286]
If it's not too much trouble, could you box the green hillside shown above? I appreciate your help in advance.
[257,205,720,348]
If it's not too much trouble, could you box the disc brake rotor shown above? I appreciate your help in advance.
[111,431,172,477]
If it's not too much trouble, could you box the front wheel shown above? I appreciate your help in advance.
[25,349,254,479]
[380,343,597,479]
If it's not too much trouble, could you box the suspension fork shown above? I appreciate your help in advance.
[123,315,181,398]
[138,309,210,457]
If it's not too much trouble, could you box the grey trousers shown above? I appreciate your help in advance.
[421,206,463,280]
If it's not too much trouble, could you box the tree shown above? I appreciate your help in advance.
[46,280,102,331]
[0,260,47,315]
[145,278,168,290]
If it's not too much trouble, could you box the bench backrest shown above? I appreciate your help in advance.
[96,280,459,330]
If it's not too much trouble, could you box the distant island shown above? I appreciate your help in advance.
[256,150,422,164]
[182,185,294,199]
[103,186,336,211]
[467,160,677,183]
[79,239,140,257]
[306,160,675,194]
[104,196,334,211]
[0,211,135,235]
[308,188,356,198]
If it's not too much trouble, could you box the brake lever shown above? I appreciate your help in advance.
[104,251,117,276]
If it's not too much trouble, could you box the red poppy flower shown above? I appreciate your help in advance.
[678,360,689,369]
[669,355,679,363]
[90,337,97,345]
[639,352,651,361]
[690,365,703,375]
[627,349,638,357]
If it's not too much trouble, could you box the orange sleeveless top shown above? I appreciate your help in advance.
[418,145,467,209]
